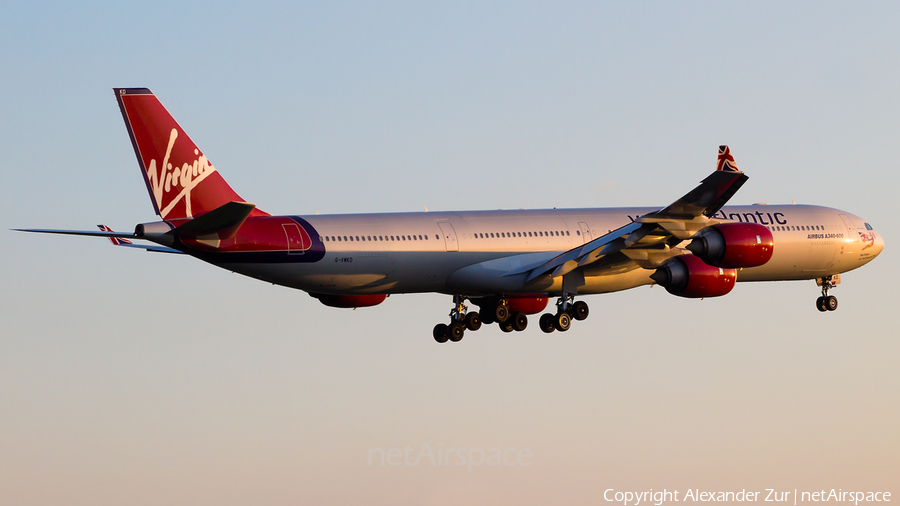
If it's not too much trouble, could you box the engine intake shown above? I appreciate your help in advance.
[686,223,774,268]
[650,254,736,298]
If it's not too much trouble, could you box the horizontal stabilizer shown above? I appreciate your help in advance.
[13,227,183,254]
[14,228,137,238]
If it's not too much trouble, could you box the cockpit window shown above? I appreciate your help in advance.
[865,223,873,230]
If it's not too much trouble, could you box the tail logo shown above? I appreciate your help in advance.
[147,128,217,219]
[716,145,741,172]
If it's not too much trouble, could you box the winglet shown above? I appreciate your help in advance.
[716,145,741,172]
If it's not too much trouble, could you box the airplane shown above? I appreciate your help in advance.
[16,88,884,343]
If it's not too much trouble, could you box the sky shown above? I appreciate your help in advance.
[1,2,898,505]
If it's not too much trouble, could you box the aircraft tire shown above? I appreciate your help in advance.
[572,301,589,321]
[465,312,482,331]
[816,297,827,312]
[434,323,449,343]
[539,313,556,333]
[826,295,838,311]
[495,305,509,323]
[448,322,465,342]
[556,312,571,332]
[511,312,528,332]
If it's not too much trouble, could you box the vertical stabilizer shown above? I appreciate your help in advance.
[114,88,267,220]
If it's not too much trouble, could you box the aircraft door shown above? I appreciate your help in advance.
[438,222,459,252]
[838,214,857,242]
[283,222,310,254]
[579,222,592,244]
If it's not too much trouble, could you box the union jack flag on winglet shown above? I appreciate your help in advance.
[97,225,133,245]
[716,145,741,172]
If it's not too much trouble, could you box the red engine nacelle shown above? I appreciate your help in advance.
[686,223,774,268]
[475,296,549,316]
[507,296,549,315]
[312,293,388,308]
[650,254,736,298]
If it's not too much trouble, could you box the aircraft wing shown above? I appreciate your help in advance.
[516,146,747,281]
[14,225,183,254]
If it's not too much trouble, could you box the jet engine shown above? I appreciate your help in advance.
[650,254,737,298]
[686,223,774,268]
[312,293,388,308]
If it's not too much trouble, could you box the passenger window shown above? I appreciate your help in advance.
[576,230,580,235]
[566,231,570,236]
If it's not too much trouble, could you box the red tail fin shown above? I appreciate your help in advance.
[114,88,267,220]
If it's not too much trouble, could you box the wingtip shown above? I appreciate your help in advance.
[716,145,741,172]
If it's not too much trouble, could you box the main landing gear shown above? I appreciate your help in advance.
[433,295,482,343]
[431,296,539,343]
[538,295,589,334]
[816,275,840,312]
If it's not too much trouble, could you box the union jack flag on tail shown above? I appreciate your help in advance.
[716,145,741,172]
[97,225,133,245]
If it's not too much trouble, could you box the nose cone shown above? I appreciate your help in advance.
[873,232,885,257]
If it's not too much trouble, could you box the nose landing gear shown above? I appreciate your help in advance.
[815,275,840,312]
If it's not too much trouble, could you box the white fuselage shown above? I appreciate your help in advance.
[216,204,883,297]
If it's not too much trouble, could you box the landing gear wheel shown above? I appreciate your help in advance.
[825,295,838,311]
[816,297,827,312]
[495,305,509,323]
[433,323,449,343]
[500,321,514,333]
[511,312,528,332]
[539,313,556,333]
[448,322,465,342]
[556,312,571,332]
[572,301,589,321]
[465,312,482,331]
